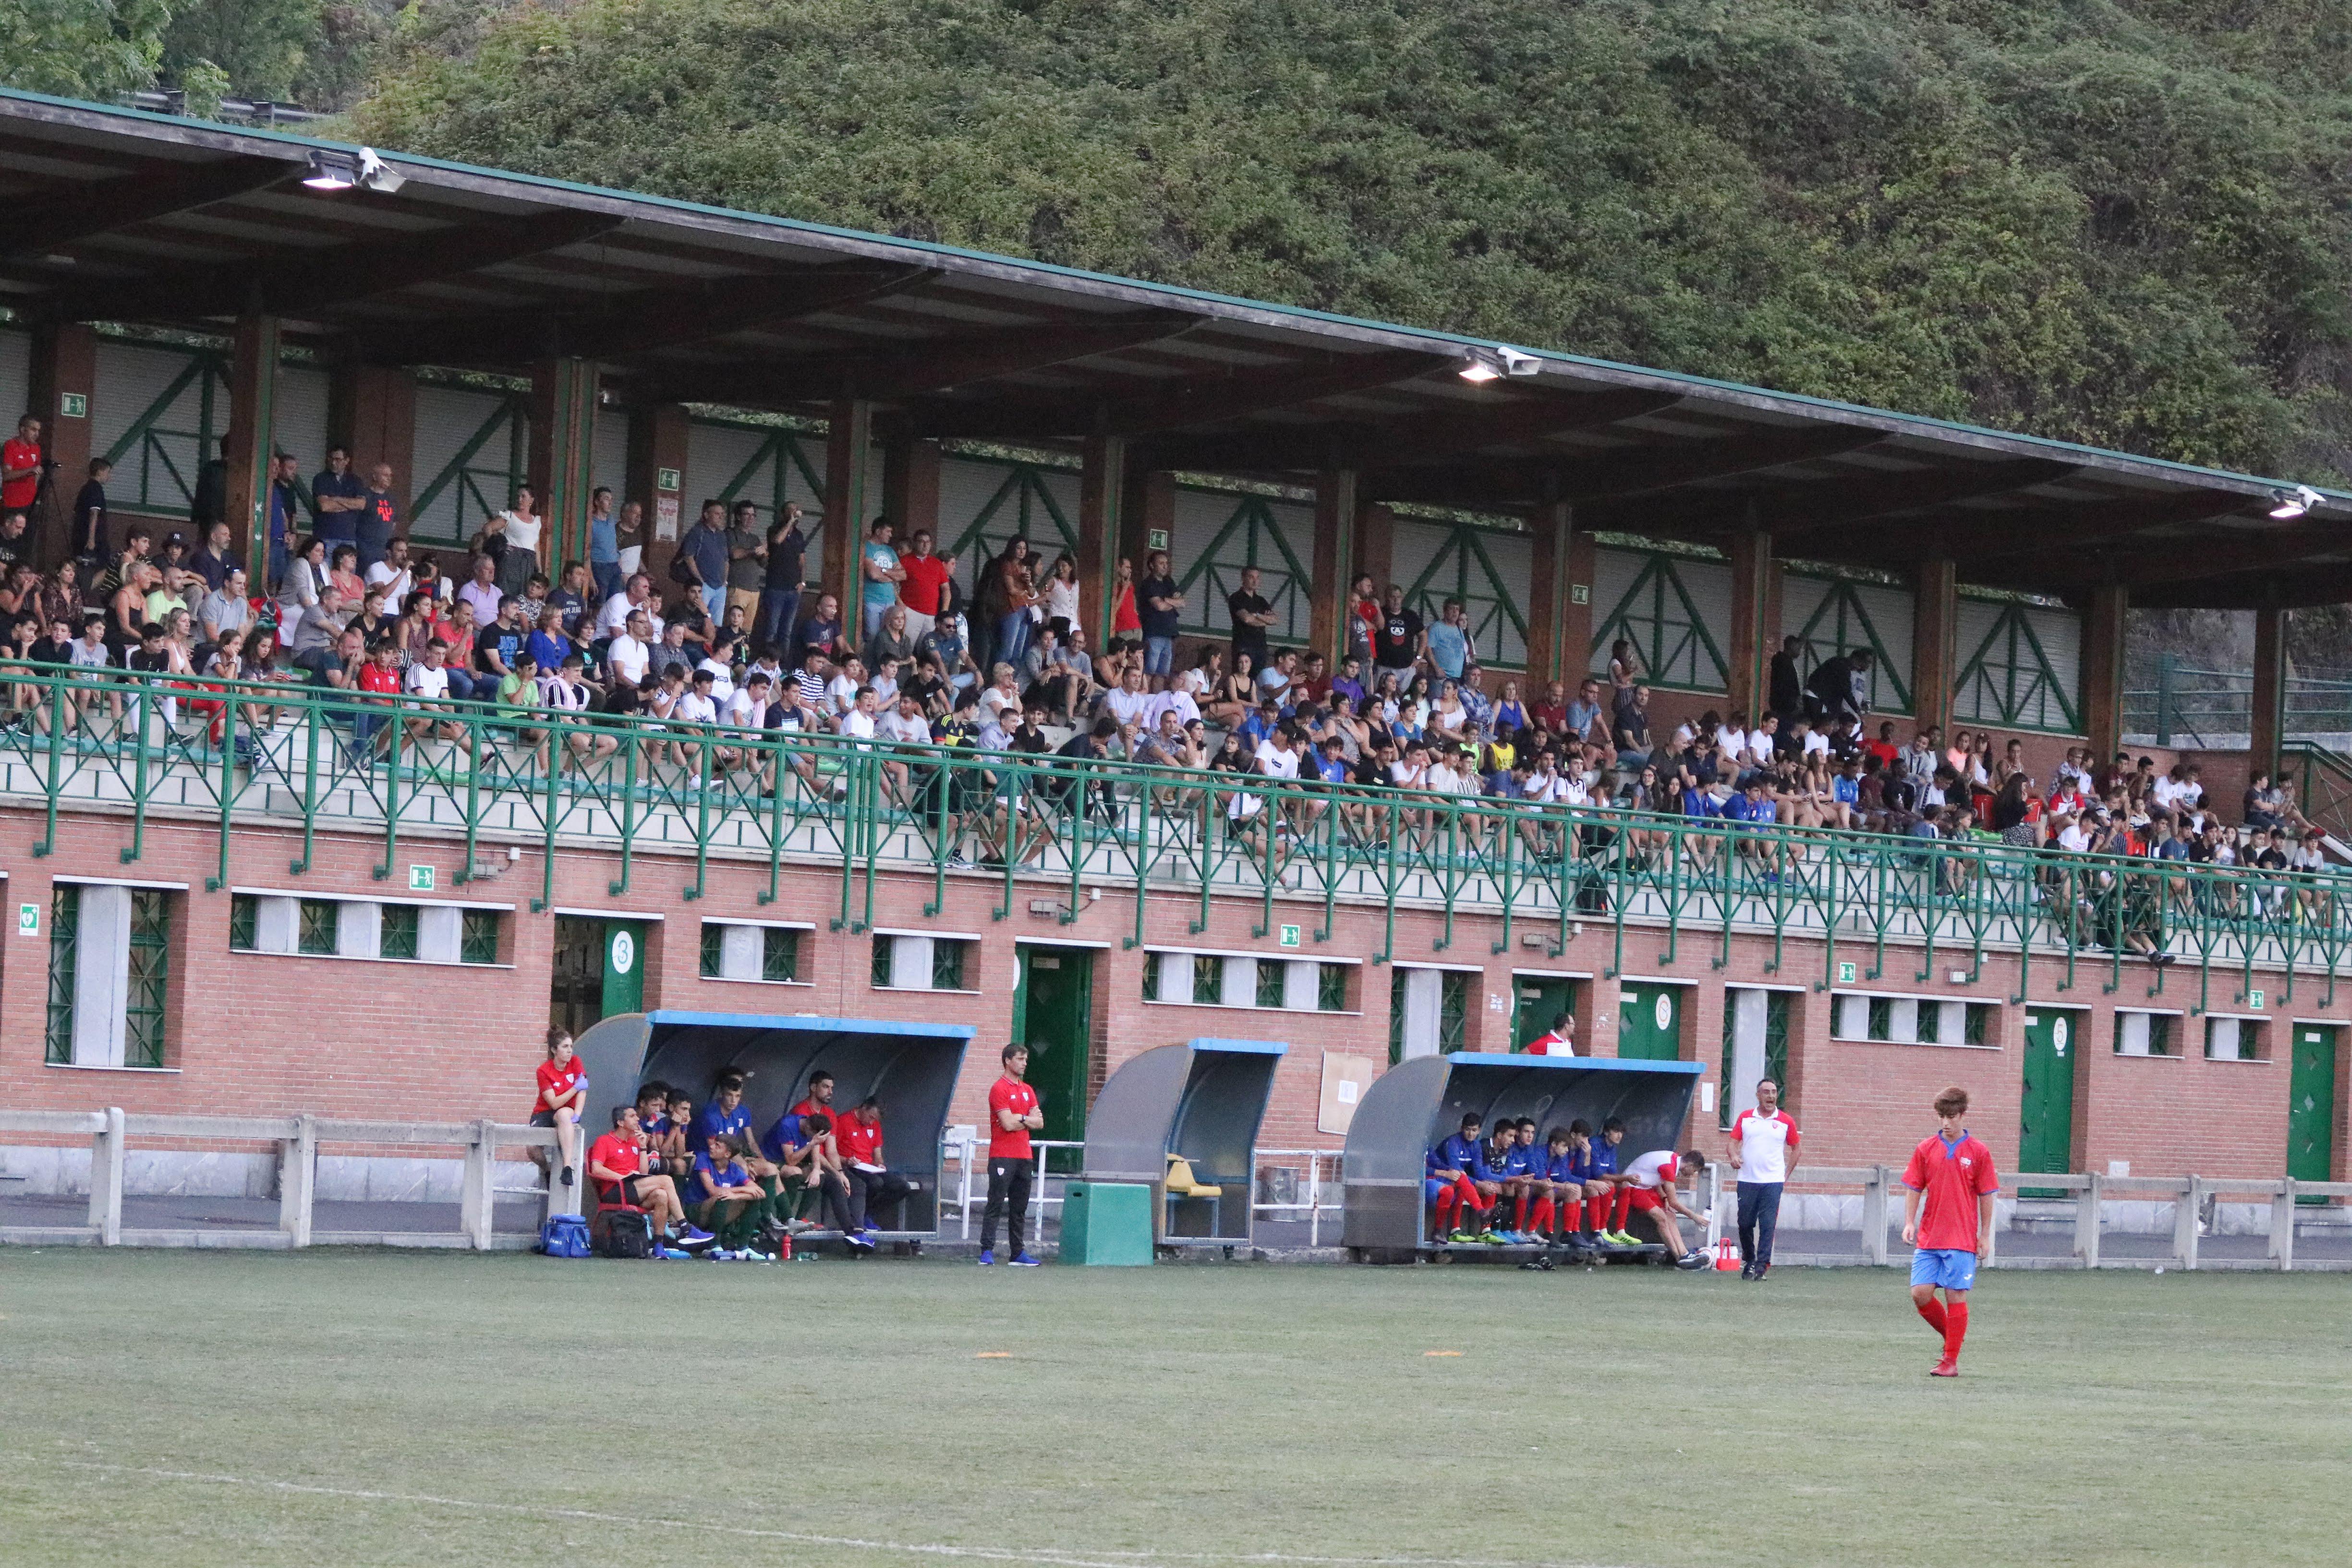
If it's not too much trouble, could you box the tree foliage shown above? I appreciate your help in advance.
[346,0,2352,486]
[1,0,172,100]
[160,0,322,102]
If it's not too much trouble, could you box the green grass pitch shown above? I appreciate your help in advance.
[1,1250,2345,1567]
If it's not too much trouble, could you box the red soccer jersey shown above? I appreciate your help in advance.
[900,555,952,617]
[359,662,401,698]
[534,1056,586,1119]
[988,1075,1038,1160]
[1902,1131,1999,1252]
[587,1130,641,1183]
[836,1112,884,1166]
[0,438,40,511]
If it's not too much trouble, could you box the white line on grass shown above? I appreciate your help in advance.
[60,1461,1647,1568]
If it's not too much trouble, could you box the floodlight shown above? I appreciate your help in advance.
[1458,346,1544,383]
[356,148,406,194]
[302,150,357,191]
[2268,485,2325,520]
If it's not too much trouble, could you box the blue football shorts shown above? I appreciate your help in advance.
[1910,1246,1978,1292]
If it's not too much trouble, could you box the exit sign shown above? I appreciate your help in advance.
[1147,528,1169,552]
[2248,989,2265,1009]
[1279,924,1301,948]
[408,864,436,892]
[1569,583,1590,606]
[59,392,87,419]
[1837,961,1856,984]
[656,466,681,492]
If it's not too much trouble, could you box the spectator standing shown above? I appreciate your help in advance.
[72,457,110,566]
[1371,583,1423,682]
[355,462,400,572]
[1225,564,1274,673]
[0,415,43,523]
[978,1043,1044,1266]
[1768,634,1804,726]
[585,486,622,604]
[898,527,952,644]
[1728,1078,1799,1280]
[1426,597,1472,681]
[676,499,729,628]
[757,503,807,655]
[1137,549,1183,684]
[267,451,303,593]
[310,446,366,554]
[485,486,544,602]
[861,516,906,641]
[1523,1012,1577,1056]
[723,499,766,628]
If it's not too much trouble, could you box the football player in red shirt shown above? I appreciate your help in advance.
[979,1043,1044,1266]
[1902,1085,2000,1377]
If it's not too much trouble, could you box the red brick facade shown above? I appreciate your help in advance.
[5,803,2345,1186]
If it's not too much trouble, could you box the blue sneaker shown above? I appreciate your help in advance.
[976,1250,995,1266]
[1009,1252,1042,1267]
[677,1224,715,1243]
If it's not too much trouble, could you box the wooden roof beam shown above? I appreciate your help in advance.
[645,311,1199,407]
[346,263,943,368]
[36,207,624,325]
[1,154,295,258]
[909,348,1450,441]
[1364,424,1883,508]
[1134,386,1685,474]
[1931,488,2259,568]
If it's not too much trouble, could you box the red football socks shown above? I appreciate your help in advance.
[1916,1296,1949,1336]
[1942,1301,1969,1361]
[1529,1196,1554,1233]
[1563,1199,1583,1233]
[1612,1186,1635,1228]
[1433,1190,1457,1231]
[1513,1193,1530,1229]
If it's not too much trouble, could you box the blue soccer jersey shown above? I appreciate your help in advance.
[1438,1132,1492,1180]
[1586,1140,1621,1180]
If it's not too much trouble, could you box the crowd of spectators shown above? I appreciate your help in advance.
[0,432,2338,944]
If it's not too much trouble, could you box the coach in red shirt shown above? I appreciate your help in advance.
[978,1043,1043,1266]
[837,1096,919,1235]
[1902,1085,2000,1377]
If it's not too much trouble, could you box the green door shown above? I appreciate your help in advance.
[1514,977,1579,1051]
[551,916,647,1037]
[2289,1024,2338,1203]
[2018,1009,2079,1197]
[1616,983,1682,1060]
[1013,946,1093,1172]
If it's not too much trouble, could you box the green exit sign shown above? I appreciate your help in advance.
[656,466,681,493]
[1147,528,1169,552]
[58,392,87,419]
[1836,961,1856,984]
[408,864,436,892]
[1279,924,1301,948]
[1569,583,1590,606]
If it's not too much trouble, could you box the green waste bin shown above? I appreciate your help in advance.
[1060,1181,1154,1265]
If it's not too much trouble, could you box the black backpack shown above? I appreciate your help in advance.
[593,1208,653,1260]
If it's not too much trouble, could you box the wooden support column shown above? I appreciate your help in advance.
[2251,606,2287,779]
[1911,558,1959,736]
[221,314,280,582]
[2084,584,2128,760]
[1125,467,1174,564]
[1523,499,1570,689]
[883,436,941,545]
[331,364,416,519]
[1562,525,1597,685]
[1727,527,1777,722]
[821,398,873,607]
[1309,469,1358,666]
[1079,434,1127,642]
[528,357,599,569]
[624,401,689,588]
[27,322,96,564]
[1354,501,1395,598]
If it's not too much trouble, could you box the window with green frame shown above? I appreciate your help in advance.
[939,459,1081,589]
[459,910,501,965]
[1952,597,2082,735]
[1588,550,1730,692]
[1141,951,1162,1001]
[762,928,801,984]
[931,938,968,991]
[1437,972,1468,1052]
[1192,954,1224,1004]
[1171,492,1314,645]
[124,890,170,1069]
[1317,963,1349,1012]
[1720,991,1792,1127]
[297,899,339,956]
[97,343,231,515]
[44,885,78,1066]
[228,893,257,952]
[380,903,420,960]
[871,936,894,988]
[1255,960,1287,1009]
[702,923,726,978]
[1395,519,1532,671]
[1388,968,1407,1066]
[1782,574,1913,714]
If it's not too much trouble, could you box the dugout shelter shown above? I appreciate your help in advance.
[572,1009,972,1237]
[1341,1053,1702,1256]
[1081,1038,1285,1249]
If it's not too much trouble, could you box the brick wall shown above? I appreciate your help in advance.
[3,802,2341,1184]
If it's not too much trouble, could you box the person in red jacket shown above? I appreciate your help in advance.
[1902,1085,2000,1377]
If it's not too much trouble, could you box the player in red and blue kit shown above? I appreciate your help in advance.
[1429,1114,1499,1242]
[1587,1116,1636,1244]
[1902,1085,2000,1377]
[1529,1125,1591,1250]
[1488,1122,1537,1241]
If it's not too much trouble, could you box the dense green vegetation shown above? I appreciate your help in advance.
[338,0,2352,489]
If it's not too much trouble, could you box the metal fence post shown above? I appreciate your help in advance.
[89,1106,124,1244]
[278,1114,315,1248]
[1862,1164,1889,1265]
[2173,1175,2202,1270]
[2074,1172,2103,1269]
[2154,652,2176,747]
[2268,1179,2298,1271]
[461,1118,494,1250]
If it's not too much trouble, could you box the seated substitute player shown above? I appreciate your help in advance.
[1586,1115,1636,1245]
[1534,1124,1594,1251]
[587,1105,710,1247]
[1509,1118,1557,1242]
[1902,1085,2000,1378]
[1489,1118,1538,1242]
[1425,1128,1491,1243]
[1431,1113,1500,1243]
[1621,1146,1713,1269]
[690,1133,772,1256]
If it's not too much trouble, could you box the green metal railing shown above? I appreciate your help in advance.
[2125,659,2352,748]
[1,659,2347,1012]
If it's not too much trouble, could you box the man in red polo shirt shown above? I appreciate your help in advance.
[897,528,953,642]
[587,1105,709,1247]
[0,414,43,520]
[1522,1011,1576,1057]
[1902,1085,2000,1377]
[978,1043,1043,1266]
[837,1095,918,1235]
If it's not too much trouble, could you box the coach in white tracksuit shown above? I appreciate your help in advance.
[1728,1079,1800,1279]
